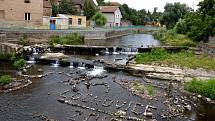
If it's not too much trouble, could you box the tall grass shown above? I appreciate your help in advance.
[48,33,85,47]
[185,79,215,100]
[154,29,196,47]
[0,75,12,86]
[135,48,215,70]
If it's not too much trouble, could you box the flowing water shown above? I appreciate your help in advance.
[0,34,214,121]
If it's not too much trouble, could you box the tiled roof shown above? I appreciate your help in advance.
[100,6,119,13]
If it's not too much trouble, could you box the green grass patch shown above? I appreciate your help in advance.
[135,48,215,70]
[13,59,26,70]
[0,75,12,86]
[146,84,155,96]
[154,29,197,47]
[185,79,215,100]
[48,33,85,47]
[132,81,145,93]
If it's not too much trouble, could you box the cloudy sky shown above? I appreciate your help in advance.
[105,0,201,12]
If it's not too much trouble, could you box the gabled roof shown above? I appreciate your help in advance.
[100,6,119,13]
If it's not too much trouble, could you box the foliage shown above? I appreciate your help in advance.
[50,0,59,17]
[83,0,97,19]
[20,34,30,46]
[13,59,26,70]
[132,81,144,93]
[159,2,191,29]
[96,0,106,6]
[154,28,197,46]
[0,75,12,86]
[147,85,155,96]
[185,78,215,100]
[173,0,215,42]
[48,33,85,46]
[58,0,77,15]
[92,12,107,27]
[135,48,168,63]
[135,49,215,70]
[119,4,162,25]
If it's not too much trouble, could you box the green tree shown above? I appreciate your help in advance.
[83,0,97,20]
[92,12,107,27]
[58,0,77,15]
[50,0,59,17]
[96,0,105,6]
[160,2,191,29]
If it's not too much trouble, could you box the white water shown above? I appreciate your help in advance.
[52,59,60,67]
[113,47,119,55]
[105,48,109,54]
[27,57,36,64]
[33,48,38,55]
[87,66,105,77]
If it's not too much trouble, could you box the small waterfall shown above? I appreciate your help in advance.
[27,56,36,64]
[78,62,86,70]
[32,48,38,55]
[105,48,109,54]
[52,59,60,67]
[120,47,138,55]
[113,47,119,55]
[87,66,105,77]
[69,62,74,68]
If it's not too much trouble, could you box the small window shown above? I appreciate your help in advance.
[25,13,31,20]
[69,18,73,25]
[24,0,30,3]
[78,18,82,25]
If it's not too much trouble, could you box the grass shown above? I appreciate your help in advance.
[135,48,215,70]
[132,81,145,93]
[185,78,215,100]
[48,33,85,47]
[13,59,26,70]
[0,75,12,86]
[154,29,197,47]
[146,84,155,96]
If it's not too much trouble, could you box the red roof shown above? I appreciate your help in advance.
[100,6,119,13]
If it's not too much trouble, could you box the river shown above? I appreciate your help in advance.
[0,34,214,121]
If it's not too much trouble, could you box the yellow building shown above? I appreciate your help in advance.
[43,14,86,30]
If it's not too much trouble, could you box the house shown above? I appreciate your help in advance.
[0,0,51,25]
[100,6,122,27]
[43,14,86,29]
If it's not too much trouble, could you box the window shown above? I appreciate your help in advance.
[24,0,30,3]
[78,18,82,25]
[24,13,31,20]
[69,18,73,25]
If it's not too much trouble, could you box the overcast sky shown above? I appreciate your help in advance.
[105,0,201,12]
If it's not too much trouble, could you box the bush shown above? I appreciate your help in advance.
[20,34,30,46]
[185,79,215,100]
[0,75,12,86]
[92,12,107,27]
[48,33,85,47]
[154,29,196,47]
[13,59,26,70]
[147,85,155,96]
[135,48,168,63]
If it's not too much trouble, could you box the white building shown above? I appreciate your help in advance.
[100,6,122,27]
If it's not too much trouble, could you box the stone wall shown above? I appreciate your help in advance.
[199,41,215,57]
[0,33,6,43]
[0,43,20,54]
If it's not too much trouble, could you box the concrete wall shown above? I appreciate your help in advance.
[0,0,43,24]
[103,13,115,27]
[0,33,7,43]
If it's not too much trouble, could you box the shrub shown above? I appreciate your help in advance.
[48,33,85,47]
[154,29,196,47]
[185,79,215,100]
[20,34,30,46]
[135,48,168,63]
[0,75,12,86]
[92,12,107,27]
[13,59,26,70]
[147,85,155,96]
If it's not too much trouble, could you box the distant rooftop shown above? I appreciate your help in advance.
[100,6,119,13]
